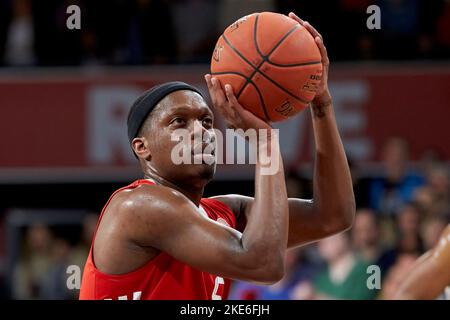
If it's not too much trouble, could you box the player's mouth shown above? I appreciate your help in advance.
[191,142,216,164]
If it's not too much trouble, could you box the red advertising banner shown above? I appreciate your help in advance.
[0,65,449,182]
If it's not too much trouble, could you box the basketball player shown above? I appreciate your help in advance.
[395,224,450,300]
[79,13,355,300]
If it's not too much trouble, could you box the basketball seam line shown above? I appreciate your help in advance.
[220,32,271,120]
[238,14,302,104]
[253,15,315,104]
[222,26,310,105]
[254,16,321,67]
[247,14,320,94]
[242,14,307,111]
[210,71,270,120]
[255,15,300,62]
[258,21,321,67]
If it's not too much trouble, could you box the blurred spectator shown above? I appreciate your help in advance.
[230,248,318,300]
[377,203,424,273]
[420,216,448,250]
[312,233,377,300]
[71,213,98,271]
[378,253,418,299]
[40,238,74,299]
[218,0,275,32]
[378,0,420,59]
[12,223,53,299]
[32,0,82,65]
[396,204,423,252]
[172,0,219,63]
[420,148,444,175]
[79,0,131,65]
[80,28,101,66]
[275,0,342,59]
[351,209,382,264]
[0,0,449,65]
[417,0,445,55]
[285,169,313,199]
[347,156,369,208]
[340,0,376,60]
[8,212,100,300]
[4,0,35,66]
[368,137,424,216]
[413,165,450,219]
[0,0,8,65]
[125,0,177,64]
[436,0,450,56]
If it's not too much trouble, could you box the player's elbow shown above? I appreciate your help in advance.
[251,253,285,284]
[251,266,284,285]
[238,241,286,284]
[265,263,285,284]
[340,199,356,231]
[322,200,355,236]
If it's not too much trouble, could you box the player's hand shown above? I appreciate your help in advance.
[288,12,332,106]
[204,74,272,132]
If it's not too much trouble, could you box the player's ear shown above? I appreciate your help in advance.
[132,137,151,161]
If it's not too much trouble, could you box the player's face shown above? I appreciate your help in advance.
[146,90,217,186]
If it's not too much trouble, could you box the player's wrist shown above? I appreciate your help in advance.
[309,91,332,120]
[311,90,332,107]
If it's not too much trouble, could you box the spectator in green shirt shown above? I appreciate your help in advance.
[312,232,378,300]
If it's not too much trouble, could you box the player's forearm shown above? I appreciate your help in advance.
[240,136,288,279]
[310,97,355,232]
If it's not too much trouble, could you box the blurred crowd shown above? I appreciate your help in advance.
[231,136,450,300]
[3,136,449,300]
[8,214,98,299]
[0,0,449,67]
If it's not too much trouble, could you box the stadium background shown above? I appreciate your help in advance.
[0,0,449,299]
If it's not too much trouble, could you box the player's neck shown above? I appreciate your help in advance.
[144,172,204,206]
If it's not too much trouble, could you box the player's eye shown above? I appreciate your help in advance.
[202,117,213,128]
[170,117,186,126]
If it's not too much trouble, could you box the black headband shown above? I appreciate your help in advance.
[127,81,203,143]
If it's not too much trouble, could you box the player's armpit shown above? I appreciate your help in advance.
[121,185,283,284]
[209,194,251,233]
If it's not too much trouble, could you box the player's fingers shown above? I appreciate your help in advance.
[288,12,304,25]
[213,99,233,123]
[224,84,242,111]
[204,74,213,90]
[205,74,219,106]
[303,21,322,40]
[315,37,329,66]
[210,82,236,121]
[211,77,227,106]
[224,85,242,120]
[225,84,248,120]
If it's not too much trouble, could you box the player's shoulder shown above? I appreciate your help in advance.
[111,182,191,218]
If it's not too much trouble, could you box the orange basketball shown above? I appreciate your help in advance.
[211,12,323,122]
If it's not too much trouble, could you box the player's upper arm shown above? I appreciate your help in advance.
[120,186,280,284]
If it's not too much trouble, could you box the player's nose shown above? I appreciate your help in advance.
[191,119,210,142]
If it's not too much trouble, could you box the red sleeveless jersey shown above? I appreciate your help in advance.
[79,179,237,300]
